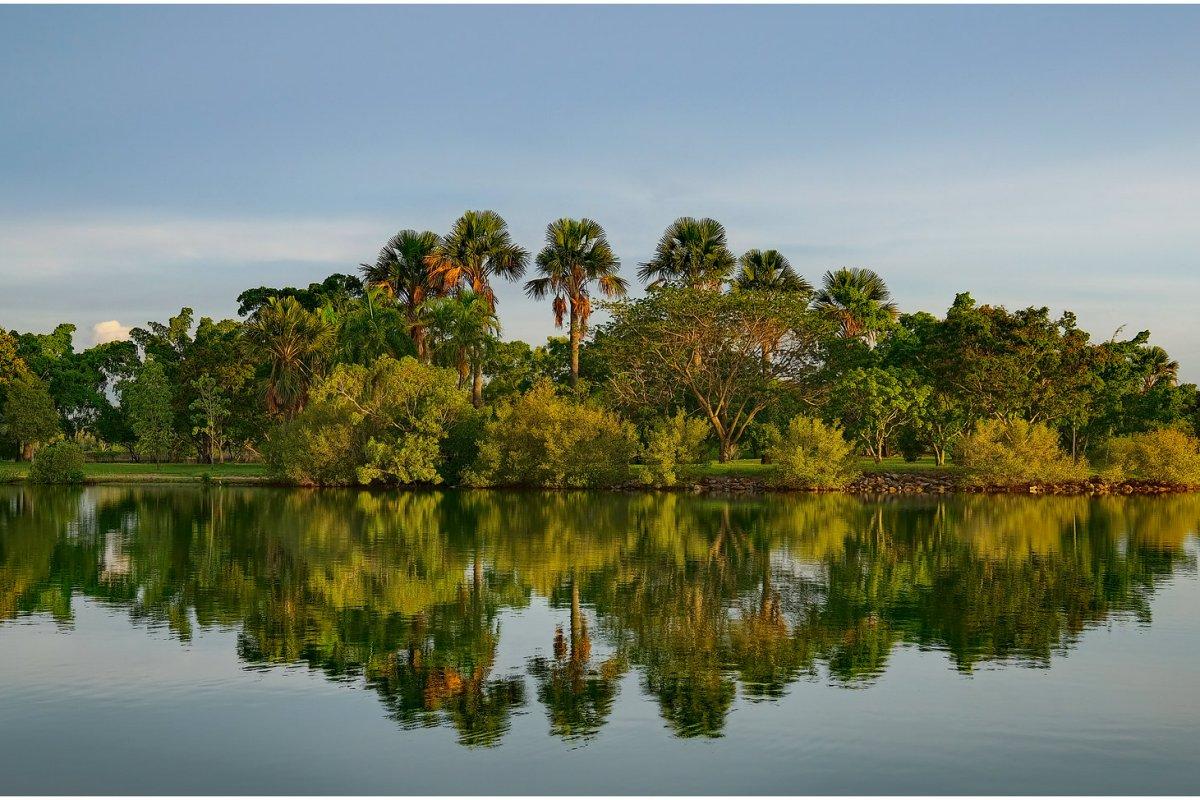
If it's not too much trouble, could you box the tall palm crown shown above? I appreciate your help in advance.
[360,229,443,360]
[732,250,814,294]
[246,296,333,418]
[526,218,627,388]
[429,210,529,311]
[813,267,899,342]
[638,217,736,289]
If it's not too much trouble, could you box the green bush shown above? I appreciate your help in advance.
[263,356,470,487]
[955,419,1087,486]
[464,382,637,488]
[767,416,859,490]
[740,422,782,463]
[1100,427,1200,486]
[28,440,86,484]
[640,412,710,487]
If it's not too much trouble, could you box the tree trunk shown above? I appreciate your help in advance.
[20,442,33,461]
[718,437,736,463]
[568,308,581,390]
[412,325,428,363]
[471,362,484,408]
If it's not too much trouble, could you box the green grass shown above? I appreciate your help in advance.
[1,461,269,484]
[690,455,961,480]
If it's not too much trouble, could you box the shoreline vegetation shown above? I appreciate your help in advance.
[3,211,1200,493]
[1,458,1194,496]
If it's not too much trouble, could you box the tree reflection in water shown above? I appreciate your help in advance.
[1,486,1196,744]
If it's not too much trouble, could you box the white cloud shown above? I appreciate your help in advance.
[91,320,131,345]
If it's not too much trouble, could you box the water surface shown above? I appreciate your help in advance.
[1,486,1198,794]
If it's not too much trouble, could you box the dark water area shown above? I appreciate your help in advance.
[1,485,1198,794]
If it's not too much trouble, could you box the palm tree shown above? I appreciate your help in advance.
[426,290,501,408]
[813,267,899,346]
[246,296,333,418]
[360,229,444,361]
[732,249,813,294]
[732,250,813,373]
[525,218,628,389]
[429,210,529,311]
[638,217,736,289]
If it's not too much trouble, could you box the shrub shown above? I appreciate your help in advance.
[464,382,637,488]
[640,412,710,487]
[1100,428,1200,486]
[741,422,782,463]
[767,416,859,490]
[28,440,86,484]
[263,356,470,487]
[955,419,1087,486]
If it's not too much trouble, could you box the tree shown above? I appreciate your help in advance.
[189,374,230,464]
[525,218,628,388]
[599,287,827,461]
[236,273,363,318]
[830,367,929,462]
[426,290,501,408]
[638,217,735,289]
[429,210,529,311]
[360,230,444,361]
[814,267,899,347]
[2,373,60,459]
[123,360,175,465]
[264,356,470,486]
[247,296,333,419]
[731,249,812,294]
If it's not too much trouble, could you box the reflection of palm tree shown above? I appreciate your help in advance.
[529,577,623,740]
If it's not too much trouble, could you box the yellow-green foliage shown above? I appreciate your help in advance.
[28,440,85,484]
[464,382,636,488]
[264,356,469,487]
[767,416,859,490]
[1101,428,1200,486]
[640,412,710,487]
[956,418,1087,486]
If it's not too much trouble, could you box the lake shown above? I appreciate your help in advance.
[1,485,1198,794]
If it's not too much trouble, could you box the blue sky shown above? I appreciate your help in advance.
[2,6,1199,376]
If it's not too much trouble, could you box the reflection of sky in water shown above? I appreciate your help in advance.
[1,485,1198,793]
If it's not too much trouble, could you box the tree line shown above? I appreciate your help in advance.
[2,210,1197,485]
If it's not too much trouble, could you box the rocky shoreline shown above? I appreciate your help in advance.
[678,471,1195,497]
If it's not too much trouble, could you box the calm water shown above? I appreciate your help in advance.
[1,486,1198,794]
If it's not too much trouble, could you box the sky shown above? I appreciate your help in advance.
[2,5,1199,377]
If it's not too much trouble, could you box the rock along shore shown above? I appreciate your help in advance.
[656,472,1195,497]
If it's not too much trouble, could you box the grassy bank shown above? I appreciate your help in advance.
[1,461,271,484]
[691,456,962,480]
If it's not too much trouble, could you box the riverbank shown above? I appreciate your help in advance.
[2,458,1194,494]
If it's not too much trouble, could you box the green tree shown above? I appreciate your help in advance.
[247,296,333,419]
[814,267,899,347]
[2,372,60,459]
[525,218,628,389]
[189,374,230,464]
[123,360,175,465]
[429,210,529,311]
[731,249,812,294]
[830,367,929,462]
[599,287,827,461]
[360,230,445,361]
[426,290,501,408]
[638,217,736,289]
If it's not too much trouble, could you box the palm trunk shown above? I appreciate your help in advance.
[569,308,582,390]
[471,362,484,408]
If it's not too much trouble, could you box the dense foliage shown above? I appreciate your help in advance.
[1101,428,1200,487]
[3,210,1197,487]
[464,382,636,488]
[28,440,85,484]
[767,416,859,489]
